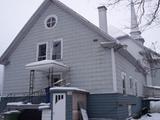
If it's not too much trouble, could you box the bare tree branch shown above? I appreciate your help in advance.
[106,0,160,31]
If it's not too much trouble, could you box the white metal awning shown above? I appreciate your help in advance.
[25,60,69,72]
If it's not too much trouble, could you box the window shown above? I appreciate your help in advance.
[37,43,47,61]
[51,74,62,87]
[52,40,62,60]
[135,81,138,96]
[129,76,133,89]
[45,15,57,29]
[121,72,126,94]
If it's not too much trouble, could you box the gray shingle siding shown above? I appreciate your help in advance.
[87,94,118,119]
[115,52,145,96]
[151,63,160,86]
[66,95,72,120]
[87,93,142,120]
[3,3,113,95]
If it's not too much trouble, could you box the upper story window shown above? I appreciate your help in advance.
[45,15,57,29]
[37,43,47,61]
[52,39,63,60]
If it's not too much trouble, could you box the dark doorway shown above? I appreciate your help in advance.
[18,109,41,120]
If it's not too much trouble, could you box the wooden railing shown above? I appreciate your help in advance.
[144,86,160,98]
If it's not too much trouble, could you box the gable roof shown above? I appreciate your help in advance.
[108,25,128,39]
[0,0,116,64]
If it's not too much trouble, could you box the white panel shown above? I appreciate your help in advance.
[53,93,66,120]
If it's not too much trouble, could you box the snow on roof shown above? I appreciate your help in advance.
[146,85,160,89]
[108,25,128,39]
[39,103,50,105]
[7,102,24,106]
[25,60,69,71]
[3,110,20,115]
[39,103,50,109]
[144,97,160,100]
[39,105,50,110]
[50,87,88,93]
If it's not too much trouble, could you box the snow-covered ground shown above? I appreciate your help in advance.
[138,113,160,120]
[132,101,160,120]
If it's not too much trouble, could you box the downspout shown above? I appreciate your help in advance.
[97,5,117,92]
[111,48,117,92]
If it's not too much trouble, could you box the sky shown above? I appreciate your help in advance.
[0,0,160,56]
[0,0,160,90]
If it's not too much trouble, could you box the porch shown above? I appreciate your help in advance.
[144,86,160,98]
[25,60,70,102]
[0,60,70,114]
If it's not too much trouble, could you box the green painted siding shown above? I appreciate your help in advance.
[87,93,142,120]
[66,95,72,120]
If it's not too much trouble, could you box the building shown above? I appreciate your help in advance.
[0,0,160,120]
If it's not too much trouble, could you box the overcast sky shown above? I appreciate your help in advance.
[0,0,160,92]
[0,0,160,56]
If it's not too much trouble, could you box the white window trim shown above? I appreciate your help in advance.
[44,15,58,29]
[36,42,48,61]
[51,38,63,60]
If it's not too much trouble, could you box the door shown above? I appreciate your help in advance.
[52,93,66,120]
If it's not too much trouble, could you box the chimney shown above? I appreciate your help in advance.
[98,6,108,33]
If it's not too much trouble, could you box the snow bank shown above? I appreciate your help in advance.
[150,101,160,113]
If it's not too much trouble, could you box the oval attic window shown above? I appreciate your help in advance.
[45,15,57,29]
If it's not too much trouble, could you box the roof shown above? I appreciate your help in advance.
[25,60,69,72]
[110,26,160,57]
[101,41,146,74]
[0,0,116,64]
[108,25,128,39]
[50,86,88,93]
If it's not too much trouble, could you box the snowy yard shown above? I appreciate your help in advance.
[134,113,160,120]
[132,101,160,120]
